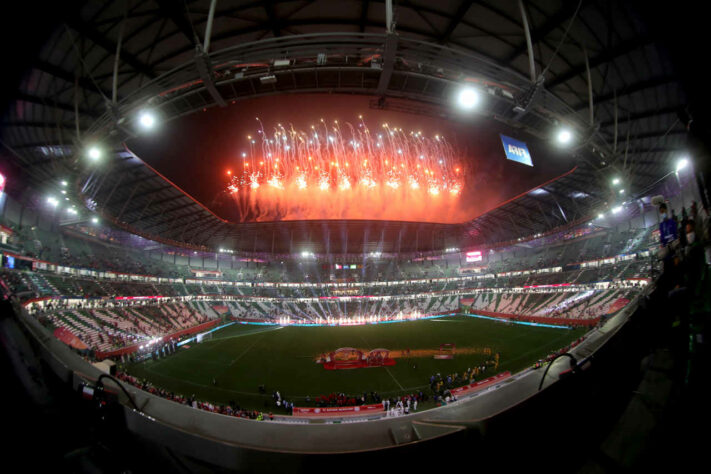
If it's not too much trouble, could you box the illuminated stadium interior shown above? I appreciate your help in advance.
[1,1,710,472]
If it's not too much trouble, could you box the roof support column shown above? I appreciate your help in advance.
[195,48,227,107]
[385,0,394,33]
[204,0,218,53]
[196,2,226,112]
[376,2,397,98]
[613,90,618,154]
[583,46,594,126]
[517,0,536,82]
[112,4,127,104]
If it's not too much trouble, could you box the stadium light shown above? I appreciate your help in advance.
[598,213,604,219]
[138,110,156,130]
[612,177,620,185]
[46,196,59,207]
[87,146,102,161]
[556,127,573,145]
[676,157,689,172]
[456,86,480,110]
[612,206,622,214]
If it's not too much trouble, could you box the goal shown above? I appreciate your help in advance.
[196,331,213,343]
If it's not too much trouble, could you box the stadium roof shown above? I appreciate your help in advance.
[0,0,696,252]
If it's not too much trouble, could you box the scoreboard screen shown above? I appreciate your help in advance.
[500,134,533,167]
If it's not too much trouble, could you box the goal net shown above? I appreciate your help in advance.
[196,331,213,343]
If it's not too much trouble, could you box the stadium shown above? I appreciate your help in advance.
[0,1,709,472]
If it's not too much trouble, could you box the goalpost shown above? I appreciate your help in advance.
[196,331,213,343]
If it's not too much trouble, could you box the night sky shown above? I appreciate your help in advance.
[128,94,574,223]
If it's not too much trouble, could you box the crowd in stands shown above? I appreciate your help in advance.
[464,287,639,323]
[656,201,711,314]
[1,214,659,287]
[33,301,213,353]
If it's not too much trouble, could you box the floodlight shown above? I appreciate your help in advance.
[456,87,480,110]
[138,111,156,129]
[676,157,689,172]
[556,128,572,144]
[87,146,101,161]
[612,178,620,185]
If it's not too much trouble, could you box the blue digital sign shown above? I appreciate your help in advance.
[500,134,533,167]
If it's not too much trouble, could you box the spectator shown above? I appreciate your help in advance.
[659,203,679,246]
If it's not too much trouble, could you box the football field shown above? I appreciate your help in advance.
[126,315,587,411]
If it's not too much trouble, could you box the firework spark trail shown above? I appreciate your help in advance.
[226,118,470,222]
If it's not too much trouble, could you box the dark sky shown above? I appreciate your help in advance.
[128,93,574,223]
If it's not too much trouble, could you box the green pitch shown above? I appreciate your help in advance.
[125,315,587,411]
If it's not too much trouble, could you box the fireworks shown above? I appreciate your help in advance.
[226,118,468,222]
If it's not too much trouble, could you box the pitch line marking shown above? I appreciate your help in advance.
[227,334,264,367]
[384,367,405,391]
[357,332,405,391]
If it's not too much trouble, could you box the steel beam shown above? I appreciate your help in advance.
[375,33,398,96]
